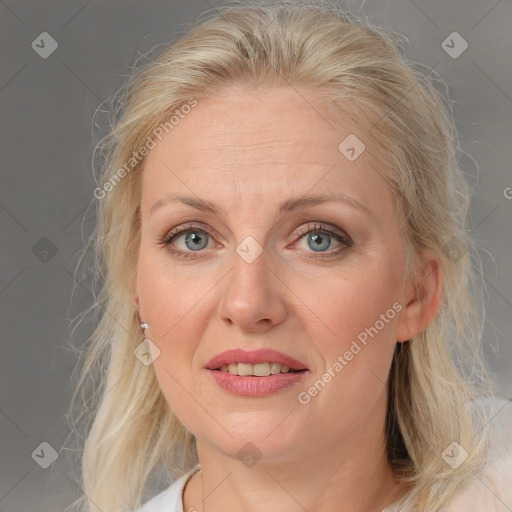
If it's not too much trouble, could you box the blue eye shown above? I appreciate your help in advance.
[160,224,210,258]
[159,222,352,259]
[294,223,352,257]
[181,230,209,251]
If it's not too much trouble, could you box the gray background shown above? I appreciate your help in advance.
[1,0,511,510]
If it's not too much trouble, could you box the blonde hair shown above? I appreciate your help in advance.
[64,1,497,510]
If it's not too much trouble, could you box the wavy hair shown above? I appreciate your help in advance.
[64,1,496,510]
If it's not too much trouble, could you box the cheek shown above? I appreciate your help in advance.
[299,261,402,356]
[137,258,209,429]
[137,249,211,344]
[136,250,226,402]
[136,254,205,391]
[294,257,402,410]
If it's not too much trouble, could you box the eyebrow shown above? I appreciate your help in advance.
[150,192,371,218]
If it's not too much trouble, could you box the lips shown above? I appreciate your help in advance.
[205,348,308,371]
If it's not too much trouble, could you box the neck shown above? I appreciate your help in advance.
[183,418,406,512]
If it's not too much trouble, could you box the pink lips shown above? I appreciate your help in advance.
[204,348,309,397]
[204,348,307,371]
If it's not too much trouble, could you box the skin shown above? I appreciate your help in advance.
[134,85,442,512]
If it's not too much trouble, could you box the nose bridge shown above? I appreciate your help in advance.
[229,236,272,305]
[218,235,286,329]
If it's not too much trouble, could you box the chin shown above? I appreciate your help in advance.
[198,414,303,461]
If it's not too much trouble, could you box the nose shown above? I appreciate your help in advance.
[217,243,287,333]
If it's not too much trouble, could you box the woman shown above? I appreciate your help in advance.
[66,1,512,511]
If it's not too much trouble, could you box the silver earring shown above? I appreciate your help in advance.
[140,322,149,330]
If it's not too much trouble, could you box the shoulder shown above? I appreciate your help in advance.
[134,464,201,512]
[443,397,512,511]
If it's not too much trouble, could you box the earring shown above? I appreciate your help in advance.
[140,322,149,330]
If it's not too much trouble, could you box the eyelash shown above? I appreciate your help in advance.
[158,222,353,260]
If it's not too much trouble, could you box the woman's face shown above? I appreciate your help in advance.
[136,86,415,463]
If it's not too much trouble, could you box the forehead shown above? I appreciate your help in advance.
[140,86,393,220]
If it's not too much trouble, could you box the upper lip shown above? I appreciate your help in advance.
[205,348,308,371]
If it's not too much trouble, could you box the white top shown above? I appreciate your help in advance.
[136,463,201,512]
[134,398,512,512]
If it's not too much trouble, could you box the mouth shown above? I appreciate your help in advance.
[212,362,306,376]
[205,348,308,374]
[204,348,309,396]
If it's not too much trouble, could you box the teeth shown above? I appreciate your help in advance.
[219,362,294,376]
[237,363,253,376]
[270,362,281,375]
[253,363,270,377]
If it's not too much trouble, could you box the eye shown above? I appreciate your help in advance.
[293,222,352,258]
[159,223,214,258]
[158,222,353,259]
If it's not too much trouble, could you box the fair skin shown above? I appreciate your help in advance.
[134,85,441,512]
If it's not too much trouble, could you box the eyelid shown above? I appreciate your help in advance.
[159,221,215,243]
[294,222,352,244]
[158,221,353,258]
[159,222,348,245]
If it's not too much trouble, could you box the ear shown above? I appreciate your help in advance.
[133,295,142,321]
[396,249,442,343]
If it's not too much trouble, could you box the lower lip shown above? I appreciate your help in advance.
[207,369,308,397]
